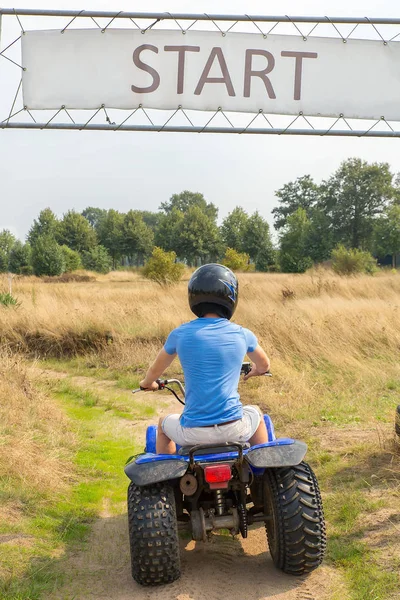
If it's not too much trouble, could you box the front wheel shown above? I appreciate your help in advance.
[127,482,181,586]
[263,462,326,575]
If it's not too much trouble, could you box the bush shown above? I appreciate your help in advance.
[142,247,185,285]
[279,252,313,274]
[61,245,82,272]
[31,235,66,277]
[223,248,252,271]
[81,245,112,274]
[0,292,20,307]
[20,265,34,276]
[331,245,378,275]
[9,241,32,274]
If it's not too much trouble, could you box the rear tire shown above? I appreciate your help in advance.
[263,462,326,575]
[127,482,181,586]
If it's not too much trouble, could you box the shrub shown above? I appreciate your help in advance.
[31,235,66,277]
[279,252,313,274]
[20,265,34,276]
[61,245,82,272]
[331,245,378,275]
[9,241,32,274]
[223,247,251,271]
[0,292,20,307]
[142,247,185,285]
[81,245,112,274]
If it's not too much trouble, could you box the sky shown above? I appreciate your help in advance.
[1,0,400,240]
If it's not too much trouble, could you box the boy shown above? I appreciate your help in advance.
[139,263,271,454]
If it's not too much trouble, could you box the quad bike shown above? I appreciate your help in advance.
[125,363,326,586]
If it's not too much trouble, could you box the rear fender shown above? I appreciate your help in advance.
[245,440,307,469]
[125,457,188,487]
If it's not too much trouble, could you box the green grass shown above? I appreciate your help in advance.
[39,357,141,390]
[52,379,155,421]
[306,436,400,600]
[1,379,141,600]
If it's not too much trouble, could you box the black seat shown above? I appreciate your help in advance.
[178,442,250,456]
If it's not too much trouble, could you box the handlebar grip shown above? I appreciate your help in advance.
[132,380,167,394]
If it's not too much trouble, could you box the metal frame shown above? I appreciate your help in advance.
[1,9,400,137]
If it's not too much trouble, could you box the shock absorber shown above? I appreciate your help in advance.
[215,490,226,516]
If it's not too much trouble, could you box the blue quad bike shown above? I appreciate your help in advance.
[125,363,326,586]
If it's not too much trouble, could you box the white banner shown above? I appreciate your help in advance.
[21,29,400,120]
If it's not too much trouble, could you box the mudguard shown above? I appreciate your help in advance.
[124,458,188,487]
[245,440,307,468]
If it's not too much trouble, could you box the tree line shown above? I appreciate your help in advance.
[1,157,400,277]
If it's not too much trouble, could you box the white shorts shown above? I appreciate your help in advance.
[161,405,262,447]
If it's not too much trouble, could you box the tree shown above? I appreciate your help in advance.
[256,245,277,272]
[82,207,107,230]
[160,190,218,222]
[81,245,112,274]
[31,235,65,276]
[9,241,32,274]
[0,230,16,258]
[374,204,400,267]
[0,249,8,273]
[279,208,313,273]
[220,207,249,252]
[304,208,334,264]
[321,158,395,251]
[136,211,160,232]
[142,247,185,285]
[242,211,275,267]
[57,210,97,252]
[273,175,320,230]
[155,208,185,253]
[61,245,82,272]
[155,204,220,265]
[28,208,59,244]
[122,210,154,265]
[97,209,124,269]
[177,205,220,265]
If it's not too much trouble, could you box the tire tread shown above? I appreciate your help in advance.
[127,482,181,586]
[264,462,326,576]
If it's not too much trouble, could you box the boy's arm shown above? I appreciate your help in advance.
[244,345,270,381]
[139,348,177,391]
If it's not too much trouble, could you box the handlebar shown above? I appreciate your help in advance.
[132,378,186,398]
[241,362,272,377]
[132,364,271,395]
[132,364,271,407]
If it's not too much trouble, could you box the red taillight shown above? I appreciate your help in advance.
[204,464,232,489]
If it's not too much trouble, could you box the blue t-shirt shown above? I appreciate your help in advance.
[164,318,258,427]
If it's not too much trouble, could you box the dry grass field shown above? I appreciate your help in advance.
[3,269,400,425]
[1,269,400,600]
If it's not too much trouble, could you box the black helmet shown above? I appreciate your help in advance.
[188,263,238,320]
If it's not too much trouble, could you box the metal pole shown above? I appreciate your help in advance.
[1,122,400,137]
[0,9,400,25]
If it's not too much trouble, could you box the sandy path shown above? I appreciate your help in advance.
[52,516,335,600]
[34,367,337,600]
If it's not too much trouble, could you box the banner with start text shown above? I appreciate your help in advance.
[21,29,400,120]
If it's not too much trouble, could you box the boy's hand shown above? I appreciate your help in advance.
[243,364,263,381]
[139,380,159,391]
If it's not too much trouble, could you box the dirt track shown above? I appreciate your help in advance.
[36,368,337,600]
[52,514,335,600]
